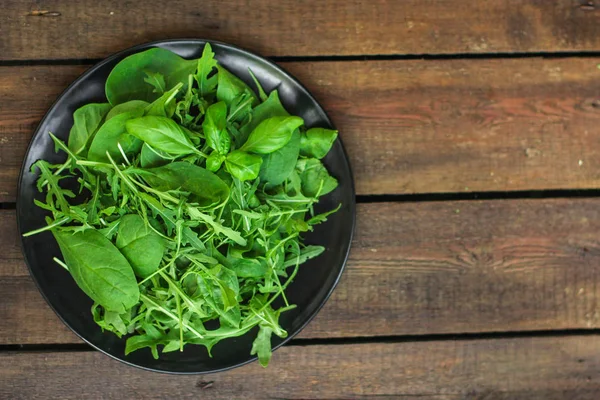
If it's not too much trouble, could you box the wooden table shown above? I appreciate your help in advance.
[1,1,600,398]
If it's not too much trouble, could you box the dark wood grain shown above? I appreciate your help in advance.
[2,57,600,201]
[2,336,600,399]
[2,0,600,60]
[4,197,600,344]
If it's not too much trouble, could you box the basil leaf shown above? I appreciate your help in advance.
[300,127,338,159]
[68,103,112,156]
[116,214,165,278]
[53,229,139,313]
[142,162,230,206]
[259,129,301,187]
[126,116,199,156]
[106,48,196,105]
[88,110,144,162]
[206,153,225,172]
[202,101,231,155]
[225,150,263,181]
[296,158,338,197]
[240,116,304,155]
[216,65,257,106]
[239,90,289,143]
[106,100,149,121]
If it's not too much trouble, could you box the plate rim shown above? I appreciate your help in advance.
[16,38,356,374]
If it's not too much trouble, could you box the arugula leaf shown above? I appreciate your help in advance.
[143,70,166,94]
[216,65,257,106]
[195,43,218,97]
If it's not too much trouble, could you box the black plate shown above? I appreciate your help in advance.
[17,39,355,374]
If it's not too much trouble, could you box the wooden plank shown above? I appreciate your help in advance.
[4,197,600,344]
[2,336,600,399]
[2,57,600,201]
[3,0,600,60]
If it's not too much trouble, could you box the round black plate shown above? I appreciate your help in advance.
[17,39,355,374]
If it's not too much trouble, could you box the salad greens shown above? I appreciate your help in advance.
[25,43,340,367]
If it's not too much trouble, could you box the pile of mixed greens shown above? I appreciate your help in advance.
[24,44,340,366]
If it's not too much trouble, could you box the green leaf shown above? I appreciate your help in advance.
[239,90,289,143]
[88,110,144,162]
[106,100,149,121]
[144,82,182,118]
[53,229,139,313]
[240,116,303,155]
[143,70,166,94]
[142,162,230,206]
[126,116,199,156]
[140,143,172,168]
[296,158,338,197]
[106,48,196,105]
[206,153,225,172]
[68,103,112,155]
[116,214,165,278]
[251,325,273,367]
[216,65,257,106]
[196,43,218,97]
[225,150,263,181]
[259,129,301,187]
[248,68,267,102]
[202,101,231,155]
[300,127,338,159]
[229,257,267,278]
[283,245,325,268]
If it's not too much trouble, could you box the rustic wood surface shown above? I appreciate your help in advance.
[2,0,600,398]
[4,198,600,345]
[2,0,600,60]
[2,336,600,399]
[1,57,600,201]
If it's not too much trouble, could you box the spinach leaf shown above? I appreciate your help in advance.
[106,100,149,121]
[139,143,172,168]
[240,116,304,154]
[116,214,165,278]
[106,48,196,105]
[225,150,263,181]
[202,101,230,155]
[300,127,338,159]
[53,229,139,313]
[142,162,230,206]
[68,103,112,156]
[88,110,144,162]
[126,116,200,156]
